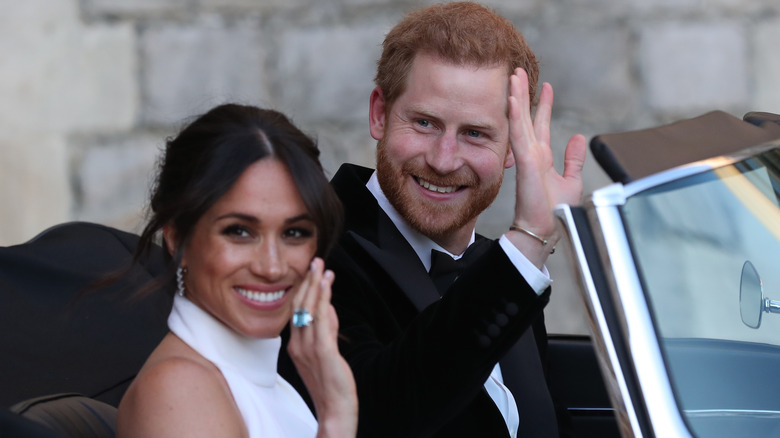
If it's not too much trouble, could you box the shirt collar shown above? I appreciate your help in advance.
[366,171,475,272]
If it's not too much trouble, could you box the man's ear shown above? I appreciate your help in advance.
[369,86,387,141]
[162,225,179,258]
[504,145,516,169]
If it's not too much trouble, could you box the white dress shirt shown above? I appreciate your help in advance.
[366,172,551,437]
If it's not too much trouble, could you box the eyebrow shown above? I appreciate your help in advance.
[215,212,314,224]
[285,213,315,224]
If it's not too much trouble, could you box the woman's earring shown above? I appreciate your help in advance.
[176,266,188,297]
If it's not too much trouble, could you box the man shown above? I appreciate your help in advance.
[282,2,586,437]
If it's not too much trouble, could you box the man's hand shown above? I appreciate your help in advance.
[505,68,587,268]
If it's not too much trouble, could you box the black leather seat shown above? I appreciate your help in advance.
[0,222,172,436]
[10,393,117,438]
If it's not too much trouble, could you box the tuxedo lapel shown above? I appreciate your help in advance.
[333,164,440,312]
[348,233,439,312]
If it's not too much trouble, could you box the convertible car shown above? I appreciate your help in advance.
[2,110,778,438]
[556,110,780,437]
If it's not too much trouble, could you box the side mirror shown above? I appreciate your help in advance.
[740,261,780,329]
[740,261,763,328]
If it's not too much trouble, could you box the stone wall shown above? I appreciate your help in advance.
[2,0,779,333]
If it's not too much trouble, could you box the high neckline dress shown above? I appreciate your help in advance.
[168,295,317,437]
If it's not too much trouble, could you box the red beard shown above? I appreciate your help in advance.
[375,137,502,241]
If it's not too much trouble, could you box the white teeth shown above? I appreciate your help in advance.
[418,178,457,193]
[237,288,285,303]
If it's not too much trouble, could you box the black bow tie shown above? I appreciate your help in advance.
[429,239,490,295]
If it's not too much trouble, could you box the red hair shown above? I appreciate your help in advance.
[375,2,539,109]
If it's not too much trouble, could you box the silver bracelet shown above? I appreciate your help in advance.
[509,224,555,254]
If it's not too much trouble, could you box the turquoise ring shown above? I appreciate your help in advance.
[292,309,314,328]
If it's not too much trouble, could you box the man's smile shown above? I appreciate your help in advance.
[414,176,464,194]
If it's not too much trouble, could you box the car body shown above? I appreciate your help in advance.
[555,111,780,437]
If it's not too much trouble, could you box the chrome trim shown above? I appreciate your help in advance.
[620,140,780,199]
[567,407,616,413]
[555,205,640,437]
[621,162,715,198]
[591,202,693,437]
[685,409,780,419]
[588,141,780,206]
[589,183,628,208]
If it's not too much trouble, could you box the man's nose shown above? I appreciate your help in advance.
[426,132,461,175]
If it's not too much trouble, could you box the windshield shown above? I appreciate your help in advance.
[622,147,780,437]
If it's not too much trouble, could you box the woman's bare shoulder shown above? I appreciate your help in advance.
[117,333,245,438]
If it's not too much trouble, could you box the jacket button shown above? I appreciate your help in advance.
[504,302,519,316]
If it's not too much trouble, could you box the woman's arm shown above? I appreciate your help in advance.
[287,258,358,438]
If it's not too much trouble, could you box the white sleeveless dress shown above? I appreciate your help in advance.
[168,295,318,437]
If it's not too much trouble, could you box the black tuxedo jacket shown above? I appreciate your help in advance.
[280,164,561,437]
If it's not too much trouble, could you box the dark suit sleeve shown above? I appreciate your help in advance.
[329,239,550,437]
[531,311,573,438]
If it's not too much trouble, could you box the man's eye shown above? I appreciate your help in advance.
[417,119,431,128]
[466,129,482,138]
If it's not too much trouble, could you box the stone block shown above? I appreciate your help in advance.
[628,0,767,14]
[530,23,637,122]
[640,21,749,114]
[627,0,709,12]
[270,22,386,123]
[0,134,71,246]
[305,121,377,178]
[70,24,139,131]
[73,133,162,233]
[475,166,515,240]
[83,0,190,18]
[200,0,307,9]
[0,1,137,133]
[140,17,269,127]
[753,20,780,114]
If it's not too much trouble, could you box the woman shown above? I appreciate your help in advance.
[116,104,357,437]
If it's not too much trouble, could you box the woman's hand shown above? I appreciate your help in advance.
[287,258,358,438]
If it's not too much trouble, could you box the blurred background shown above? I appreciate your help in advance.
[1,0,779,334]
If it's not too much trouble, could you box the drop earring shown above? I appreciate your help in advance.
[176,266,187,297]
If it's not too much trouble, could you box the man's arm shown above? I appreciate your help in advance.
[330,239,549,437]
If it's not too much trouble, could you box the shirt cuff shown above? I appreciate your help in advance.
[498,235,552,296]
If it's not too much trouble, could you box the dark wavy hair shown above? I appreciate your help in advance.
[135,103,343,294]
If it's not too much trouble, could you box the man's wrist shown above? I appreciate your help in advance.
[508,224,555,254]
[498,235,551,295]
